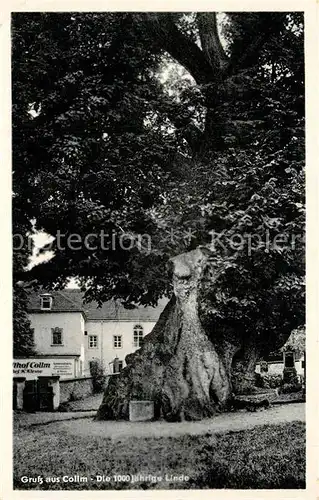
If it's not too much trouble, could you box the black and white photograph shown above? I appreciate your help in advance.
[9,6,309,492]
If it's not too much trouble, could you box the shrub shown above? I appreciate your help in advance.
[263,374,282,388]
[254,372,264,387]
[279,383,303,394]
[282,367,299,385]
[89,360,105,393]
[255,373,282,389]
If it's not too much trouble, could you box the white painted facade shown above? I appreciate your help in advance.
[27,291,304,381]
[84,320,156,375]
[29,311,85,378]
[29,308,156,378]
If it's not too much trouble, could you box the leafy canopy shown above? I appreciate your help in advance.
[12,12,304,349]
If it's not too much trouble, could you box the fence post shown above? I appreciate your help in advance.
[50,376,61,410]
[13,377,26,410]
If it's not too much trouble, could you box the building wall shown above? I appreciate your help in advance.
[29,308,305,382]
[84,320,156,375]
[59,377,94,404]
[29,312,85,361]
[255,361,283,375]
[255,357,304,376]
[13,356,77,380]
[295,359,304,376]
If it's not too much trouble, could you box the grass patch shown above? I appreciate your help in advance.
[14,420,305,490]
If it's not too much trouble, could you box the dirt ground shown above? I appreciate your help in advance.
[60,393,103,411]
[14,402,305,439]
[14,410,96,430]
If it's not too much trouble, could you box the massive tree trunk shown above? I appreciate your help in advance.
[96,246,261,421]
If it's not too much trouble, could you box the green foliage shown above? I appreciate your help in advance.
[282,367,299,385]
[13,281,35,357]
[12,13,304,352]
[89,360,106,393]
[12,12,177,305]
[279,383,303,394]
[257,374,282,389]
[282,326,305,355]
[12,209,35,356]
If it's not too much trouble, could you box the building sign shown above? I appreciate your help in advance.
[13,358,75,380]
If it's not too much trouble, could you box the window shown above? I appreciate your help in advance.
[89,335,98,349]
[113,335,122,348]
[260,361,268,373]
[133,324,144,348]
[41,295,52,310]
[51,327,63,345]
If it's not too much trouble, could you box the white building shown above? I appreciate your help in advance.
[26,289,304,382]
[27,289,167,379]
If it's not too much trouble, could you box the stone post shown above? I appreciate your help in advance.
[303,350,306,397]
[13,377,26,410]
[50,376,61,410]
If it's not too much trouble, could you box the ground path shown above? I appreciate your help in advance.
[15,402,304,439]
[60,393,103,411]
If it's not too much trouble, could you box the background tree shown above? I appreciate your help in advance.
[12,211,35,356]
[13,273,35,357]
[12,12,305,419]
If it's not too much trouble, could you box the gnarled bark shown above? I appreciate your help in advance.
[95,246,287,421]
[96,247,237,421]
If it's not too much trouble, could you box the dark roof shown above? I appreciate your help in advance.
[28,290,83,313]
[28,289,168,322]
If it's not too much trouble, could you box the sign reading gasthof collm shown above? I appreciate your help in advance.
[13,359,75,379]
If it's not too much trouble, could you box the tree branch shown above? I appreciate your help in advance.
[140,13,219,85]
[196,13,228,73]
[226,13,287,76]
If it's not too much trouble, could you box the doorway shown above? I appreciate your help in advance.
[23,379,54,412]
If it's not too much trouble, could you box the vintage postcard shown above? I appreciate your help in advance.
[0,0,318,498]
